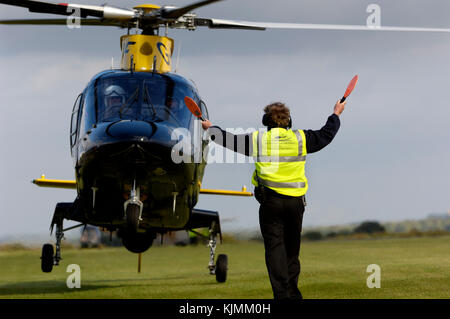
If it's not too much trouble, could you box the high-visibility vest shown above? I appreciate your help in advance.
[251,128,308,197]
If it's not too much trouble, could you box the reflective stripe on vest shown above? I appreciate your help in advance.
[257,179,306,189]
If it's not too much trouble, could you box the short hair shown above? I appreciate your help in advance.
[264,102,291,128]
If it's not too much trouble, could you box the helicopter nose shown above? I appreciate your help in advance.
[106,120,154,141]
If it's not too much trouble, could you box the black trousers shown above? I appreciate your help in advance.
[258,188,305,299]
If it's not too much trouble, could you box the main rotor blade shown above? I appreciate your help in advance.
[194,18,265,30]
[0,18,128,27]
[0,0,101,17]
[196,18,450,33]
[162,0,223,20]
[0,0,135,20]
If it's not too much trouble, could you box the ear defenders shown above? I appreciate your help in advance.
[262,113,270,126]
[262,113,292,129]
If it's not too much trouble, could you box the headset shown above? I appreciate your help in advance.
[262,113,292,129]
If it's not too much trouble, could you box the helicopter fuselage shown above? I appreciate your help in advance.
[69,69,209,232]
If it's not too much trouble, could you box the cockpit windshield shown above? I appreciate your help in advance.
[93,74,198,128]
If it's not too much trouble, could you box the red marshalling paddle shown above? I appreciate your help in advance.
[184,96,205,121]
[340,75,359,103]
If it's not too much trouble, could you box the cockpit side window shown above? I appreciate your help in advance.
[200,100,209,120]
[70,93,82,150]
[79,85,96,138]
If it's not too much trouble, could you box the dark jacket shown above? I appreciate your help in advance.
[207,114,341,156]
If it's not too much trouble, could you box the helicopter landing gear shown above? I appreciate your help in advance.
[54,220,64,266]
[188,209,228,282]
[40,202,85,273]
[207,221,228,283]
[207,228,217,275]
[41,210,65,273]
[124,180,143,232]
[41,243,54,273]
[126,204,141,232]
[215,254,228,283]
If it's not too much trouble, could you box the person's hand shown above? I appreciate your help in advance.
[334,99,346,116]
[201,119,212,130]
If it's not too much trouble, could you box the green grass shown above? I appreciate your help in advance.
[0,236,449,299]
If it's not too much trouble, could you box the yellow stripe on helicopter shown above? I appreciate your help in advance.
[32,175,77,189]
[32,175,253,196]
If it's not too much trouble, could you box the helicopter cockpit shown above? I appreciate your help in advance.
[79,72,201,134]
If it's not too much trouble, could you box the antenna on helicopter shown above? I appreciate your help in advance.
[111,57,114,70]
[130,55,135,73]
[174,41,182,73]
[152,55,157,73]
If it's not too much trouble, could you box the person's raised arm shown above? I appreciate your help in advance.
[304,99,346,154]
[201,120,253,156]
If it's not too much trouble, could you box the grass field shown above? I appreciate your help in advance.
[0,236,449,299]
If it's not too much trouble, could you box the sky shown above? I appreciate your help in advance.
[0,0,449,237]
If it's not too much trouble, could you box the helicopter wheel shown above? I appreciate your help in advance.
[121,230,156,254]
[126,204,141,233]
[41,243,54,273]
[215,254,228,283]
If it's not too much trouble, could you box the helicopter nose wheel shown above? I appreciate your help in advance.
[126,203,142,232]
[124,181,143,232]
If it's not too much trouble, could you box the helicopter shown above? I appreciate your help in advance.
[2,0,450,283]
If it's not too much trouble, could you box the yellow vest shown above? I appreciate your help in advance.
[251,128,308,197]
